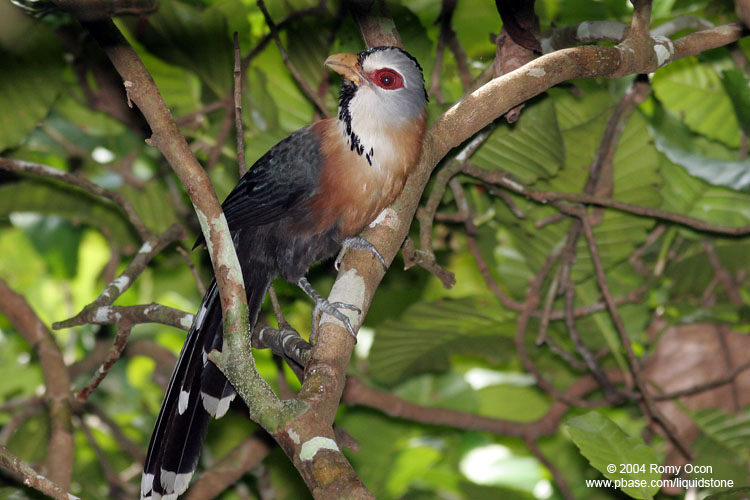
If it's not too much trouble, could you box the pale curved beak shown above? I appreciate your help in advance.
[325,53,363,85]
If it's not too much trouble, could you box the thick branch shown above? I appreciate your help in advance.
[47,12,297,429]
[0,281,74,489]
[0,446,80,500]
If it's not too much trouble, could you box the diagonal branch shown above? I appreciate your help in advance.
[47,9,299,430]
[0,281,74,490]
[53,224,186,329]
[0,446,80,500]
[0,157,153,241]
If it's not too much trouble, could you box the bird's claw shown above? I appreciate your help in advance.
[311,299,361,341]
[335,236,387,271]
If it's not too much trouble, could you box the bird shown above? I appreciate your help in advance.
[140,46,427,500]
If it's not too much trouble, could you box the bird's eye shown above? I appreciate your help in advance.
[372,69,404,90]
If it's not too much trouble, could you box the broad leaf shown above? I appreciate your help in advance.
[130,1,233,97]
[472,97,564,185]
[0,181,139,252]
[721,68,750,136]
[704,488,750,500]
[652,57,740,147]
[0,18,64,151]
[690,408,750,463]
[566,412,659,500]
[369,297,517,385]
[649,105,750,192]
[660,156,750,228]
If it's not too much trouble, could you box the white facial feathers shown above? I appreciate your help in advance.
[338,47,426,169]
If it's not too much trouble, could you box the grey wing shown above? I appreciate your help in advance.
[195,126,323,247]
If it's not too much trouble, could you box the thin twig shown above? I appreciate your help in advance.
[0,158,153,241]
[176,245,206,296]
[233,32,248,177]
[564,283,621,402]
[77,416,136,499]
[463,163,750,236]
[54,224,186,329]
[256,0,330,118]
[651,360,750,400]
[580,214,693,460]
[524,436,575,500]
[206,96,235,169]
[267,284,289,329]
[715,325,740,412]
[629,224,666,275]
[75,323,133,403]
[701,240,744,304]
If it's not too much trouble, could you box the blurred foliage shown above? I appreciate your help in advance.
[0,0,749,499]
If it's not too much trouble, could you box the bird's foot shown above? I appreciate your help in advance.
[335,236,386,271]
[297,277,360,341]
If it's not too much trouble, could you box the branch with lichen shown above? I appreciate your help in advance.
[53,224,186,330]
[0,446,80,500]
[47,0,312,477]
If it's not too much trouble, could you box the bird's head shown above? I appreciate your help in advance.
[325,46,427,138]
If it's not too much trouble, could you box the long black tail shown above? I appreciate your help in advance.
[141,269,271,500]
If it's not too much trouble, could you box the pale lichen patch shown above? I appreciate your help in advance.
[299,436,339,461]
[368,207,398,229]
[179,314,194,329]
[320,268,365,330]
[288,429,300,445]
[527,67,546,78]
[652,35,674,67]
[210,212,243,286]
[112,275,130,293]
[138,241,154,254]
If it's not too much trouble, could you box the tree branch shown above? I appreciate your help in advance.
[0,446,80,500]
[0,157,153,242]
[0,280,74,489]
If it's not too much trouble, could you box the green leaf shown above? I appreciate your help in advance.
[7,415,49,464]
[0,20,64,151]
[128,1,233,97]
[339,410,420,499]
[472,98,564,185]
[689,407,750,463]
[121,181,179,234]
[649,105,750,191]
[659,156,750,228]
[0,181,139,252]
[252,45,315,133]
[370,297,517,385]
[704,487,750,500]
[721,68,750,136]
[19,215,83,279]
[286,20,333,94]
[393,372,478,414]
[385,445,442,498]
[565,411,659,500]
[476,385,550,422]
[652,57,740,147]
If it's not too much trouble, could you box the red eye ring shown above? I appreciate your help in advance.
[371,68,404,90]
